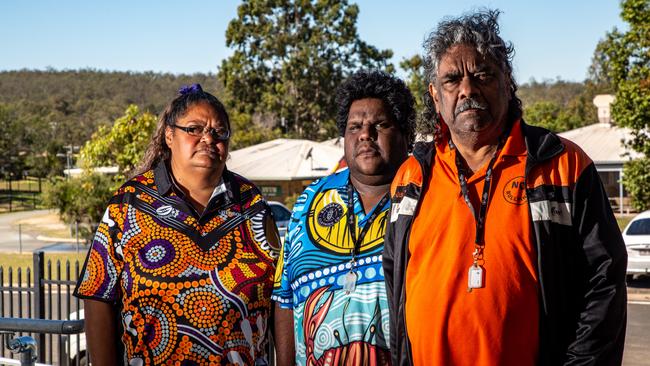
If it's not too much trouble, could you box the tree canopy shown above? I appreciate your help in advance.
[593,0,650,210]
[218,0,393,141]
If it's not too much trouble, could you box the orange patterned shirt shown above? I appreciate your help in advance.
[74,162,279,365]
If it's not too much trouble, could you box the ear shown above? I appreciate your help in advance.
[428,83,440,110]
[164,126,173,146]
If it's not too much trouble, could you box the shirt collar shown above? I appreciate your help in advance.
[153,160,234,204]
[154,160,174,195]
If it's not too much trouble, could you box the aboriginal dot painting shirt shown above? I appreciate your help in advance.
[74,162,279,366]
[272,168,391,366]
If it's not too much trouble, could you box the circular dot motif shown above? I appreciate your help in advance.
[139,239,175,269]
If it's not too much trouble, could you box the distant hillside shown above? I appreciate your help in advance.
[0,69,222,142]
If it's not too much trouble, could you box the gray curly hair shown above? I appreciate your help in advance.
[423,9,522,137]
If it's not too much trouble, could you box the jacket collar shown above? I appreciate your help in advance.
[519,119,565,174]
[413,119,565,175]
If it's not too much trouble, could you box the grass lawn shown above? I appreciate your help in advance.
[0,252,87,283]
[616,215,634,232]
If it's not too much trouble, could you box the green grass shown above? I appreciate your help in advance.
[0,252,87,283]
[0,178,43,192]
[616,215,634,231]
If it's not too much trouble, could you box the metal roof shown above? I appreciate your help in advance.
[227,138,344,180]
[558,123,643,165]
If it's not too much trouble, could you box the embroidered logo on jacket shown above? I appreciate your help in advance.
[503,176,527,205]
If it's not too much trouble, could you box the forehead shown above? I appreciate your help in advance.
[347,98,389,120]
[178,102,225,125]
[437,44,499,73]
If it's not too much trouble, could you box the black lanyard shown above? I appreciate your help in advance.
[346,180,390,260]
[449,139,504,245]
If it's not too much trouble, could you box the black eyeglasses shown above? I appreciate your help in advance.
[171,125,231,141]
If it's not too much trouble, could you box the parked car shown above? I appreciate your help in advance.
[622,210,650,279]
[268,201,292,239]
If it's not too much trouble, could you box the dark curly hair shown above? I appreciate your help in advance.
[335,70,416,152]
[423,9,523,138]
[133,84,230,176]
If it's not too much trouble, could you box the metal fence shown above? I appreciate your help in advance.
[0,251,84,366]
[0,178,43,213]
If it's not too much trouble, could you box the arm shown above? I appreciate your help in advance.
[566,164,627,365]
[84,299,118,366]
[273,303,295,366]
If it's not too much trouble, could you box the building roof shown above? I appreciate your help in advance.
[227,138,344,180]
[558,122,643,165]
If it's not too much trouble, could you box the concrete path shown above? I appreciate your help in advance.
[0,210,84,253]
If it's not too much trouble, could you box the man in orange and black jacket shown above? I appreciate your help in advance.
[383,9,627,366]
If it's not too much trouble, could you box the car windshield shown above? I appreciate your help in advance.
[271,205,291,221]
[627,218,650,235]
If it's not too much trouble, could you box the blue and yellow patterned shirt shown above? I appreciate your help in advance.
[272,168,391,365]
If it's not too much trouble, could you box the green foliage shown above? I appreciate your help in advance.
[43,173,114,230]
[523,101,584,132]
[0,69,220,176]
[399,55,433,135]
[594,0,650,210]
[622,158,650,211]
[218,0,393,142]
[79,105,157,182]
[45,105,157,233]
[519,78,601,132]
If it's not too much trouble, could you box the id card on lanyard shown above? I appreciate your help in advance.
[343,180,389,294]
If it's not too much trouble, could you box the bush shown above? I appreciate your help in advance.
[43,173,115,242]
[622,158,650,212]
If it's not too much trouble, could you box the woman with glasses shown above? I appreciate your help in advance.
[74,84,280,365]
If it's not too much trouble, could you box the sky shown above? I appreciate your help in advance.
[0,0,626,84]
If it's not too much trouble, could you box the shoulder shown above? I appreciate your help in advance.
[109,170,156,202]
[227,170,264,198]
[391,155,425,196]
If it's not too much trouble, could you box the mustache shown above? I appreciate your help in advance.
[455,99,488,116]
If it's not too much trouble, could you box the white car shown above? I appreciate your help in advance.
[622,210,650,278]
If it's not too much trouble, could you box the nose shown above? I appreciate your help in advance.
[358,123,376,141]
[459,75,480,99]
[200,129,215,144]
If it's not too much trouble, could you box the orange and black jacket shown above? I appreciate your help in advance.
[383,120,628,366]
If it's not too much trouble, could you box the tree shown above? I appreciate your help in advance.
[593,0,650,210]
[45,105,157,238]
[399,55,433,135]
[219,0,393,141]
[79,104,157,182]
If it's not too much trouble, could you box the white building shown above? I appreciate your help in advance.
[558,95,643,214]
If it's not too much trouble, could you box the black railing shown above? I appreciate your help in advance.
[0,251,84,365]
[0,318,85,366]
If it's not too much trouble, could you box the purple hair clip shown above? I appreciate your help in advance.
[178,83,203,95]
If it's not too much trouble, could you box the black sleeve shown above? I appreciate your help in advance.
[564,163,627,365]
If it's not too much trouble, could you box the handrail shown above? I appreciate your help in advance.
[0,318,84,335]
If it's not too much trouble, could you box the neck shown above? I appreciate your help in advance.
[452,139,499,174]
[170,161,223,212]
[349,174,390,214]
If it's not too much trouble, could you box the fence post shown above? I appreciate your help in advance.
[32,251,46,362]
[18,224,22,254]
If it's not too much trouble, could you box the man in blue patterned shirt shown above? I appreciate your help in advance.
[272,70,416,366]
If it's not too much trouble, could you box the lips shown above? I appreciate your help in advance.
[195,148,218,157]
[356,145,379,157]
